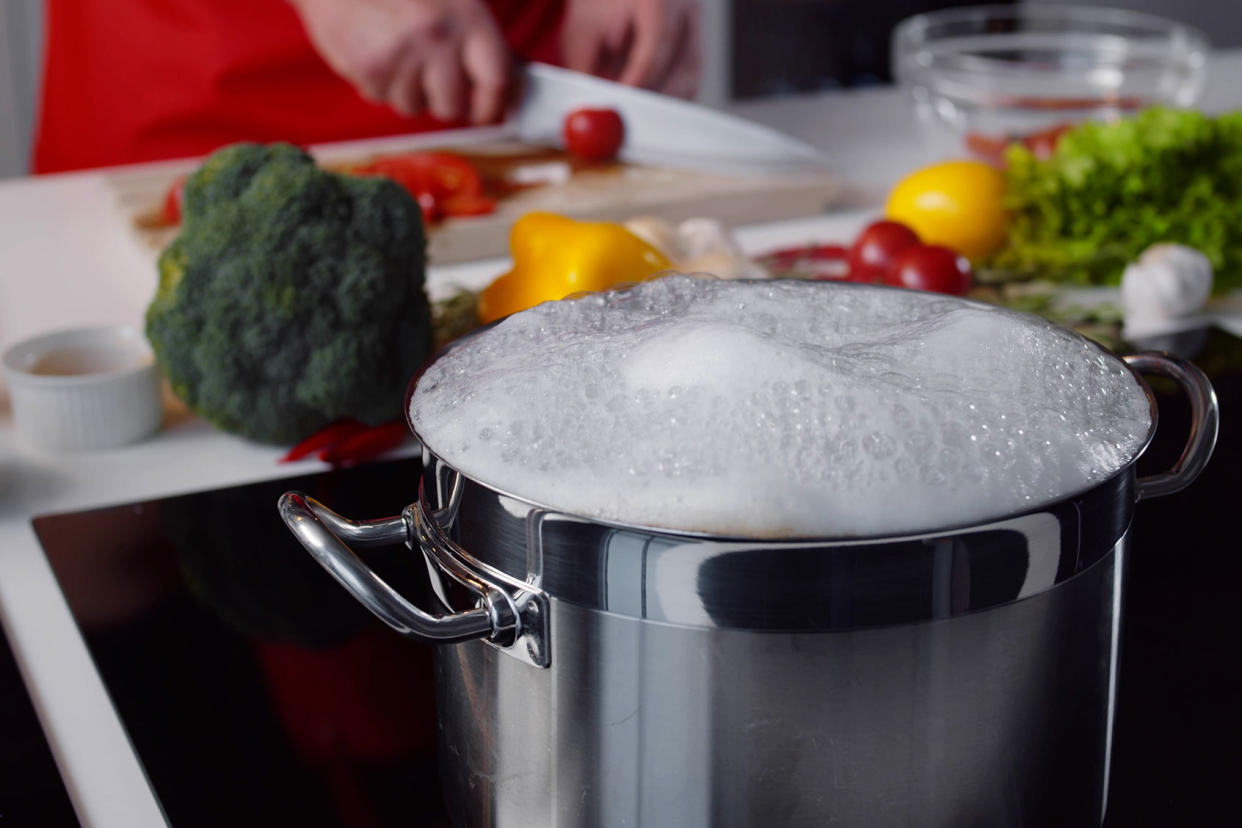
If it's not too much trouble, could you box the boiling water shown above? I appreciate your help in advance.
[410,276,1151,537]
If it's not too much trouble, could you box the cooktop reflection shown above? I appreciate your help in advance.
[33,457,448,828]
[28,326,1242,828]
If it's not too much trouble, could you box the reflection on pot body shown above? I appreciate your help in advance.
[438,562,1122,826]
[424,455,1127,828]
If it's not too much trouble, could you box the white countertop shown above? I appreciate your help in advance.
[2,53,1241,827]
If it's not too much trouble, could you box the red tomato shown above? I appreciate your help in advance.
[847,220,920,283]
[563,108,625,162]
[161,173,188,225]
[884,244,973,295]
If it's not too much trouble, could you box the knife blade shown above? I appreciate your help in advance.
[509,63,832,176]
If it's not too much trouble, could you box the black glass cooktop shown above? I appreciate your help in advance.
[0,627,79,825]
[31,457,447,828]
[17,327,1242,827]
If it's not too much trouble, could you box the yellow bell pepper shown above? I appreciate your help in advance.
[477,212,673,324]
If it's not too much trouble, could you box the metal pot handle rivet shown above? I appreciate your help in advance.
[1123,352,1220,500]
[277,491,501,643]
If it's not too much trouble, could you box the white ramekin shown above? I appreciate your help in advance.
[3,325,164,450]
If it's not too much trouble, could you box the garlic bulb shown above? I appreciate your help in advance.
[1121,244,1213,324]
[623,216,768,280]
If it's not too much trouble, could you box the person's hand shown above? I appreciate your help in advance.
[561,0,701,99]
[291,0,512,123]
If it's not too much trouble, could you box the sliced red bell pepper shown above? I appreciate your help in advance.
[279,419,367,463]
[319,421,409,466]
[442,193,498,217]
[349,152,495,223]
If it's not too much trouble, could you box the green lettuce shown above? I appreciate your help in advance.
[991,108,1242,291]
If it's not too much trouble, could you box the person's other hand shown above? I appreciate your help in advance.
[292,0,511,123]
[561,0,701,99]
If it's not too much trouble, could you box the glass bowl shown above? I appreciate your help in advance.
[892,4,1208,163]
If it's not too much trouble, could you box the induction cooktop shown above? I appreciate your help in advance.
[32,457,448,828]
[0,622,78,825]
[21,327,1242,827]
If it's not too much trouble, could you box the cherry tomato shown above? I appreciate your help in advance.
[161,173,188,225]
[884,244,973,296]
[563,108,625,162]
[847,220,920,283]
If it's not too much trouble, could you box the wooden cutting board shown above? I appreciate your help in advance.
[109,140,841,265]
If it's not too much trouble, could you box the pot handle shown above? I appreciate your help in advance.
[277,491,506,644]
[1123,352,1219,500]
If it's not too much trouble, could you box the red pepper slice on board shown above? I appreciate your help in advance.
[319,422,410,466]
[442,193,498,217]
[350,152,494,223]
[279,420,367,463]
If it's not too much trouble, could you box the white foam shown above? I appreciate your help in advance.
[410,276,1152,537]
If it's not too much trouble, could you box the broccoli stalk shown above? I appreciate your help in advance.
[146,142,432,444]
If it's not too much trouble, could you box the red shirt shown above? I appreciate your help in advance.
[34,0,563,173]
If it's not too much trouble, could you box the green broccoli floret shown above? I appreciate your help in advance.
[146,142,431,444]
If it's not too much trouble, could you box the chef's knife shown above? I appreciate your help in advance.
[510,63,832,176]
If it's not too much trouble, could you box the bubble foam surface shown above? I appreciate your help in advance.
[410,276,1151,538]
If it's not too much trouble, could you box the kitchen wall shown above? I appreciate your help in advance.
[0,0,41,179]
[1027,0,1242,47]
[731,0,1239,99]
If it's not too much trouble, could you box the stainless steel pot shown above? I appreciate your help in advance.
[279,351,1217,828]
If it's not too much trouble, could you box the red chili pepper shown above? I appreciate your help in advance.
[161,173,189,225]
[319,421,409,466]
[279,420,367,463]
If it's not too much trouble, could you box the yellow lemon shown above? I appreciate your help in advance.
[884,160,1008,261]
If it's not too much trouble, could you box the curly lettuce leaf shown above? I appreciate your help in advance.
[992,108,1242,292]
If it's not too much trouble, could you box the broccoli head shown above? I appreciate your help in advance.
[146,142,432,444]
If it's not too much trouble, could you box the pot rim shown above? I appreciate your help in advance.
[405,281,1158,544]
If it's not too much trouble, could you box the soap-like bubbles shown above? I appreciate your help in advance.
[410,276,1150,537]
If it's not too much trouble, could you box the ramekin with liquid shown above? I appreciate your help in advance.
[3,325,163,450]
